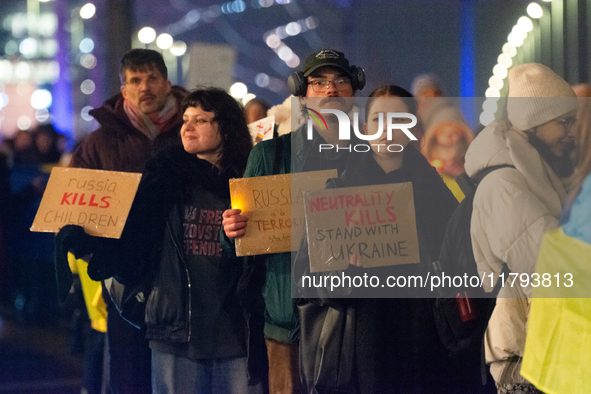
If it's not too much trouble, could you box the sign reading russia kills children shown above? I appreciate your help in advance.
[30,167,142,238]
[304,182,420,273]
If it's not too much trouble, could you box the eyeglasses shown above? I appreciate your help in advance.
[183,118,217,127]
[554,116,576,135]
[308,78,352,92]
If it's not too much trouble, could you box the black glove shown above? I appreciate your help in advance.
[54,225,96,303]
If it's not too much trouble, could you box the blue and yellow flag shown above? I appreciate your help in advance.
[522,175,591,393]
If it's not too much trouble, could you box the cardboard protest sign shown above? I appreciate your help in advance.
[30,168,142,239]
[248,115,275,145]
[303,182,420,273]
[229,169,337,256]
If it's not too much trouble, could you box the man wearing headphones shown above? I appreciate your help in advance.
[222,49,365,393]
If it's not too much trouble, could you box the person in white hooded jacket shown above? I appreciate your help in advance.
[464,63,577,394]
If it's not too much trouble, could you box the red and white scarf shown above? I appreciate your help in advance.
[124,95,178,140]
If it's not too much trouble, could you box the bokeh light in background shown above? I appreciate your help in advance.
[242,93,256,105]
[80,79,96,95]
[138,27,156,44]
[35,108,50,122]
[17,115,31,130]
[156,33,173,50]
[79,3,96,19]
[15,63,31,79]
[485,87,500,98]
[170,41,187,56]
[230,82,248,99]
[80,53,97,69]
[255,73,270,88]
[0,93,8,109]
[30,89,52,109]
[518,16,534,32]
[527,3,543,19]
[79,38,94,53]
[19,38,38,58]
[81,105,94,121]
[502,43,517,57]
[492,64,508,79]
[5,40,18,55]
[497,53,512,68]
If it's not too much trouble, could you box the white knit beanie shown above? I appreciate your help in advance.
[507,63,578,131]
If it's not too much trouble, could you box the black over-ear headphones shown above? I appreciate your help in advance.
[288,66,366,96]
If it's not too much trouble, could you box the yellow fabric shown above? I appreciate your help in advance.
[68,252,107,332]
[521,228,591,393]
[41,162,60,173]
[440,174,465,202]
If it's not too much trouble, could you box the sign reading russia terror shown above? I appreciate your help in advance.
[304,182,420,273]
[30,168,142,238]
[229,169,337,256]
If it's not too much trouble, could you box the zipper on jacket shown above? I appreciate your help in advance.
[167,221,192,342]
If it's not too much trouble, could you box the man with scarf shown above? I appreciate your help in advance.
[69,48,186,394]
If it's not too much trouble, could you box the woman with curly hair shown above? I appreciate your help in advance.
[59,88,258,393]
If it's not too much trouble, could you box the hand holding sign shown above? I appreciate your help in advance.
[222,208,249,239]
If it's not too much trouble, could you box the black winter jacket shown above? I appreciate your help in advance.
[56,146,268,383]
[88,146,237,327]
[85,146,267,378]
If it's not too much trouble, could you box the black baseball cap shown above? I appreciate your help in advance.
[301,49,352,78]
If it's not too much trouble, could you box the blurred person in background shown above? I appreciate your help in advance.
[422,119,474,201]
[244,98,270,125]
[0,143,10,312]
[4,128,57,326]
[32,124,64,170]
[410,72,468,138]
[465,63,577,394]
[66,48,186,394]
[10,129,38,165]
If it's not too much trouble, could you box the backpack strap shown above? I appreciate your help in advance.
[455,173,476,196]
[472,164,515,185]
[456,165,515,197]
[272,137,284,175]
[491,263,511,296]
